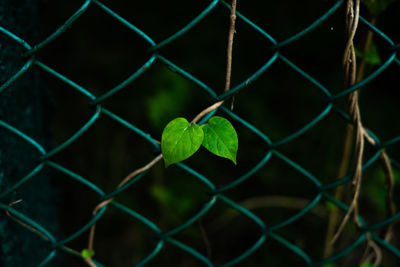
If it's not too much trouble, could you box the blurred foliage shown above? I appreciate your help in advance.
[363,167,400,215]
[149,184,194,217]
[325,200,338,211]
[355,42,382,66]
[361,0,398,16]
[146,69,190,131]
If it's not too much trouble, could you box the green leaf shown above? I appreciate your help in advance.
[360,264,374,267]
[161,117,204,167]
[201,116,238,164]
[81,249,95,259]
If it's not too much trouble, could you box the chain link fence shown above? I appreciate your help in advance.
[1,0,400,266]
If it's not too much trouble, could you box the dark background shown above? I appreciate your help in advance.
[4,0,400,266]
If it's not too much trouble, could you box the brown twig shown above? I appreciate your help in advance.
[86,153,164,261]
[84,257,97,267]
[5,200,50,241]
[192,0,237,123]
[324,20,375,255]
[191,101,224,124]
[331,0,362,245]
[361,149,396,265]
[324,124,354,257]
[361,238,383,266]
[84,1,239,265]
[225,0,237,93]
[329,7,396,263]
[380,151,396,242]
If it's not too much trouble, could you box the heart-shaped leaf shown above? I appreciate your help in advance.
[201,116,238,164]
[161,117,204,167]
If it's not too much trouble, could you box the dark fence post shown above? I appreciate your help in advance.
[0,1,58,266]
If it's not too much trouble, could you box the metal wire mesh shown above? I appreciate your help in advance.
[1,0,400,266]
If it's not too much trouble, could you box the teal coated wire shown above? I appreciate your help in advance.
[101,172,149,200]
[158,196,217,239]
[315,234,367,266]
[0,163,45,199]
[217,52,279,101]
[101,108,161,149]
[268,232,312,265]
[46,161,105,197]
[158,55,218,99]
[268,194,323,231]
[279,55,331,97]
[111,201,164,266]
[361,212,400,232]
[92,0,156,46]
[217,195,266,266]
[92,55,157,105]
[0,26,32,50]
[150,0,219,51]
[0,203,57,244]
[167,237,214,266]
[381,135,400,148]
[211,152,272,194]
[134,241,164,267]
[0,119,46,154]
[271,104,333,148]
[37,251,57,267]
[371,233,400,259]
[40,107,102,161]
[26,0,92,56]
[328,52,397,101]
[219,233,266,267]
[111,201,161,233]
[271,0,345,50]
[176,163,217,190]
[321,148,382,191]
[35,61,96,100]
[0,58,35,94]
[52,205,107,248]
[359,16,395,46]
[220,0,276,44]
[273,151,322,187]
[221,106,272,144]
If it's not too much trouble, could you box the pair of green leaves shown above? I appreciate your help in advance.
[161,116,238,167]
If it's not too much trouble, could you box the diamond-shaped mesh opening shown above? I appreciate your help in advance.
[88,205,160,266]
[38,6,151,94]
